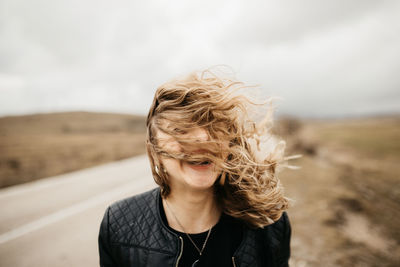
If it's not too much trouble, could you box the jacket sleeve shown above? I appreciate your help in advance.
[277,212,291,267]
[260,211,291,267]
[98,207,118,267]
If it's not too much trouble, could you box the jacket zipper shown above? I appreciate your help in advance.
[232,256,237,267]
[175,236,184,267]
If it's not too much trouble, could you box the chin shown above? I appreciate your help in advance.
[181,161,219,190]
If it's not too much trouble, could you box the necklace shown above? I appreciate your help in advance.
[164,199,213,263]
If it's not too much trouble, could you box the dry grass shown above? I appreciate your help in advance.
[279,115,400,267]
[1,112,399,266]
[313,117,400,158]
[0,112,146,187]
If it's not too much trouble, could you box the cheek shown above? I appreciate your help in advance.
[161,157,181,174]
[155,129,182,153]
[162,139,181,153]
[220,140,230,159]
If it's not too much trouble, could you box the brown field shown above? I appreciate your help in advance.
[0,112,399,266]
[277,116,400,266]
[0,112,146,187]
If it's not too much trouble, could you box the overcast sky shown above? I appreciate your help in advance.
[1,0,399,118]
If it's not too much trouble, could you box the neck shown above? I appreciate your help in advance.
[163,187,221,234]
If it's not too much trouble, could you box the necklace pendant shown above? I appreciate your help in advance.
[192,259,200,267]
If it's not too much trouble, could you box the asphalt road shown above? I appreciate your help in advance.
[0,155,156,267]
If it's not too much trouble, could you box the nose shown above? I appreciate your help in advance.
[190,128,209,142]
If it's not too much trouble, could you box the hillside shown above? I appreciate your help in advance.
[277,116,400,266]
[1,112,399,266]
[0,112,146,187]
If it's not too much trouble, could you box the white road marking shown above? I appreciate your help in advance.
[0,155,148,200]
[0,179,155,244]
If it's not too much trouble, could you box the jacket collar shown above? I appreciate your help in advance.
[153,187,261,267]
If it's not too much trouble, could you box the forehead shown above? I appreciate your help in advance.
[154,122,210,146]
[156,118,177,130]
[155,128,174,142]
[155,129,180,152]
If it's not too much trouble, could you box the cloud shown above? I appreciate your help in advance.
[0,0,399,117]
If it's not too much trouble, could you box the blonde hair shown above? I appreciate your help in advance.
[146,69,290,228]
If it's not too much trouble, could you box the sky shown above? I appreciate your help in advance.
[1,0,399,118]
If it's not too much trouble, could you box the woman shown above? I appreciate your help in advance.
[98,69,291,267]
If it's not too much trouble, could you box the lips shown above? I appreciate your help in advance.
[188,160,210,165]
[185,160,213,171]
[182,148,215,171]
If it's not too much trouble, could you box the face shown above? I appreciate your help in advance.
[155,127,220,192]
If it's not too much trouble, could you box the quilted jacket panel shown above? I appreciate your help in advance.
[98,187,290,267]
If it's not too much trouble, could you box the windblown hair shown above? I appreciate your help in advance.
[146,69,291,228]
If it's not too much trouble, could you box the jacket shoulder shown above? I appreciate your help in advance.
[259,212,291,266]
[105,187,161,244]
[262,212,290,245]
[108,187,159,220]
[99,187,179,262]
[268,212,290,235]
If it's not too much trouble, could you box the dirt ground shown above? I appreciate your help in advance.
[1,112,399,266]
[0,112,146,187]
[278,117,400,266]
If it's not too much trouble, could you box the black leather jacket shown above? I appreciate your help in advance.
[98,188,291,267]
